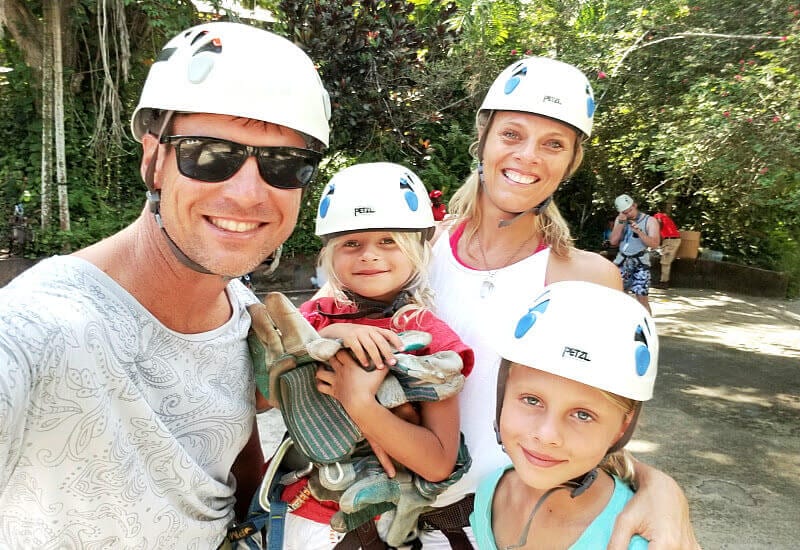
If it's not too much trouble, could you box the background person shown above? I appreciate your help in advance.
[471,280,657,549]
[609,194,661,314]
[600,216,619,260]
[430,189,448,221]
[423,57,697,549]
[652,211,682,289]
[0,22,330,548]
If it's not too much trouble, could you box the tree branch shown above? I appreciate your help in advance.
[1,0,44,81]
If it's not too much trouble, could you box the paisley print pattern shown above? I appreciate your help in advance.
[0,256,257,548]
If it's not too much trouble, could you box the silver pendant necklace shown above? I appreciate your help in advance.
[473,230,536,299]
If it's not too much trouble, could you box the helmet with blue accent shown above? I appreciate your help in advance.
[479,56,595,138]
[496,280,657,400]
[315,162,434,241]
[131,22,331,149]
[493,280,658,453]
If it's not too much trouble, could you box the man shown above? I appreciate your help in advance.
[609,194,661,313]
[0,22,330,548]
[653,210,682,289]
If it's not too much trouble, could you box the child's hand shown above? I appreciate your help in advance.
[318,323,403,369]
[365,437,397,478]
[315,349,390,419]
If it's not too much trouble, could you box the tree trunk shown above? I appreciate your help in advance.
[51,0,71,234]
[40,0,54,230]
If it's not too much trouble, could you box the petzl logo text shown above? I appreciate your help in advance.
[562,347,590,361]
[354,207,376,215]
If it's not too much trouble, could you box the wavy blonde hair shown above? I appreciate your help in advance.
[598,392,639,486]
[317,230,434,326]
[448,111,585,258]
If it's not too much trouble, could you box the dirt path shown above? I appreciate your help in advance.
[650,287,800,358]
[639,288,799,549]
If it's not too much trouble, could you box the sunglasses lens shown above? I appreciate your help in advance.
[170,137,320,188]
[175,138,245,182]
[257,150,320,189]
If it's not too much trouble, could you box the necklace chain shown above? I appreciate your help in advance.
[473,230,536,298]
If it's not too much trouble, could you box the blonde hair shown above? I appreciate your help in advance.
[448,110,585,258]
[317,230,434,326]
[597,391,639,486]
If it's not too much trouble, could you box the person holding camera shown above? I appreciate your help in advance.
[609,194,660,313]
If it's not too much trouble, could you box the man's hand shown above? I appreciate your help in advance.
[608,462,700,550]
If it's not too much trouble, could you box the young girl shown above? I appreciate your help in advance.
[471,280,657,549]
[278,162,474,549]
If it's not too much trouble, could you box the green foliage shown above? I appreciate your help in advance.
[273,0,456,156]
[2,0,798,295]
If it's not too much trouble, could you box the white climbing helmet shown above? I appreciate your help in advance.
[496,280,658,401]
[131,22,331,148]
[315,162,434,241]
[479,57,595,138]
[615,194,635,212]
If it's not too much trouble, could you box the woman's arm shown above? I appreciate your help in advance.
[607,460,699,550]
[546,249,623,290]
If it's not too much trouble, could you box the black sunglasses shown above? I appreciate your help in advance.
[159,135,322,189]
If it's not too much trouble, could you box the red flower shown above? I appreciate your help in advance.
[773,115,781,122]
[597,71,607,80]
[511,49,518,55]
[723,111,731,117]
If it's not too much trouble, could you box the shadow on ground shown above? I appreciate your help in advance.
[630,289,799,548]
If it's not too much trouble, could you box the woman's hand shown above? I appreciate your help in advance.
[608,461,700,550]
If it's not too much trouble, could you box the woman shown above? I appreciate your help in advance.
[303,57,696,549]
[420,57,696,549]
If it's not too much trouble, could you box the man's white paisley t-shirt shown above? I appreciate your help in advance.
[0,256,257,548]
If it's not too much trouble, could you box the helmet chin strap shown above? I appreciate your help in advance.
[145,189,217,277]
[477,162,556,228]
[500,470,598,550]
[143,111,223,278]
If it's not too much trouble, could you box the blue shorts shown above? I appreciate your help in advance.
[619,258,651,296]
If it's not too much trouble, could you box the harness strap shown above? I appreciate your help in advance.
[316,290,412,320]
[334,520,389,550]
[620,249,646,259]
[266,500,289,550]
[415,494,475,550]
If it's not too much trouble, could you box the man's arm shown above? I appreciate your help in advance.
[231,420,266,521]
[609,214,627,246]
[633,216,661,249]
[607,460,700,550]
